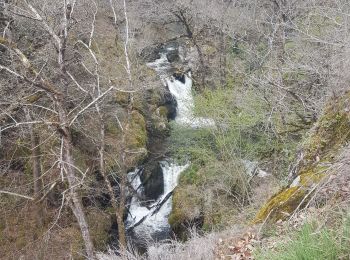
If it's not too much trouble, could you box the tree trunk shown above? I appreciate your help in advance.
[25,109,44,226]
[173,10,206,88]
[31,127,42,197]
[219,27,227,87]
[117,171,127,249]
[0,35,95,259]
[96,109,127,249]
[57,103,95,259]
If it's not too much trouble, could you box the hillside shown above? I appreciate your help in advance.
[1,1,350,259]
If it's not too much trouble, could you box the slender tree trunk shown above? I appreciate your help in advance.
[31,127,42,197]
[0,34,95,259]
[25,110,44,227]
[96,107,127,249]
[116,97,133,250]
[117,170,127,249]
[57,102,95,259]
[219,27,227,87]
[173,10,206,88]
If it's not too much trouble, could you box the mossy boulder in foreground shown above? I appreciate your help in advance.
[255,92,350,223]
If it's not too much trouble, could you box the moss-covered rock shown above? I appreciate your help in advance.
[151,106,170,134]
[124,110,148,165]
[169,184,203,236]
[254,92,350,223]
[170,159,249,235]
[126,110,147,149]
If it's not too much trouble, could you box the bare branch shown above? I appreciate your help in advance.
[0,190,34,200]
[69,85,114,126]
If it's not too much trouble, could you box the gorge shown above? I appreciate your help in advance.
[2,1,350,259]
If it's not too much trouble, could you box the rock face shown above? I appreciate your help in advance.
[140,42,179,63]
[141,162,164,201]
[255,92,350,223]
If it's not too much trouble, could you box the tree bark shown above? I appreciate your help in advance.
[172,10,206,87]
[57,102,95,259]
[25,109,44,226]
[117,170,127,249]
[96,107,127,249]
[1,35,95,258]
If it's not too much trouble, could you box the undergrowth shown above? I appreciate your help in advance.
[255,212,350,260]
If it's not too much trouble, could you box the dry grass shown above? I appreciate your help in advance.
[97,226,247,260]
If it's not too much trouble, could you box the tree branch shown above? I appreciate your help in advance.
[0,190,34,200]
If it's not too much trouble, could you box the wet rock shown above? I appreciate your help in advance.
[173,72,186,84]
[140,44,162,62]
[141,162,164,201]
[140,41,180,63]
[166,51,180,63]
[163,91,177,120]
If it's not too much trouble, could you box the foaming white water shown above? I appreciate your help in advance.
[126,169,149,226]
[166,73,215,128]
[126,162,189,240]
[148,53,215,128]
[147,53,170,83]
[125,47,212,245]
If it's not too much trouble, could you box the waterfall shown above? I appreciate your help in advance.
[126,162,189,242]
[166,74,215,127]
[126,45,213,245]
[148,50,215,128]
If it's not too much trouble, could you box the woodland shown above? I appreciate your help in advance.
[1,0,350,259]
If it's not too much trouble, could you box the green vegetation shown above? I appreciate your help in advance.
[255,212,350,260]
[255,92,350,223]
[169,86,301,231]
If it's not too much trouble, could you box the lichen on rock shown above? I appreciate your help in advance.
[254,92,350,223]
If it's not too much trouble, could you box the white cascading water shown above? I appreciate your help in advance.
[122,47,269,249]
[126,48,210,243]
[126,47,214,242]
[166,74,215,127]
[126,162,189,241]
[148,50,215,128]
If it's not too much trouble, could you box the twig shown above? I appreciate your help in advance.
[0,190,34,200]
[69,85,114,126]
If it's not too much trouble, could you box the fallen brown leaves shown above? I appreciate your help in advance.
[214,232,257,260]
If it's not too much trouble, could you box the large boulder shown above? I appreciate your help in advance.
[254,92,350,223]
[140,162,164,201]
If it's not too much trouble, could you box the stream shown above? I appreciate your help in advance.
[125,45,212,246]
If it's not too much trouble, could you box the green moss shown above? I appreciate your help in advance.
[254,186,307,223]
[147,89,163,107]
[115,91,129,107]
[303,98,350,163]
[255,92,350,223]
[125,110,147,149]
[179,165,200,185]
[158,106,168,118]
[169,185,202,228]
[105,120,121,135]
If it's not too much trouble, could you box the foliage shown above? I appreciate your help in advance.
[255,92,350,223]
[193,87,298,169]
[255,213,350,260]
